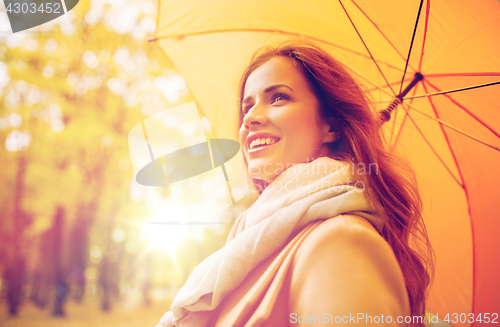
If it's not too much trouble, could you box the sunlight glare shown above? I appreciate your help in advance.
[141,224,189,252]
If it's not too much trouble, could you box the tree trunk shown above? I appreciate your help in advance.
[69,213,90,303]
[52,206,68,316]
[6,155,29,316]
[99,202,120,312]
[30,229,52,308]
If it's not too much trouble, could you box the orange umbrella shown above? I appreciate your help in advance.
[150,0,500,325]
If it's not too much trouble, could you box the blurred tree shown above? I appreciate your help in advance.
[51,206,68,316]
[99,201,121,311]
[0,0,252,318]
[3,154,31,315]
[30,227,51,308]
[67,214,88,303]
[0,0,191,314]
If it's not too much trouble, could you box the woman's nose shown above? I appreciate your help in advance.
[242,104,269,129]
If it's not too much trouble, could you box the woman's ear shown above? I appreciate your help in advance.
[322,125,339,144]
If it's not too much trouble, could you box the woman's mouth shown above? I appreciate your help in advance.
[248,137,280,152]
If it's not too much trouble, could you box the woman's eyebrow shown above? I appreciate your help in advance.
[243,84,294,104]
[264,84,294,94]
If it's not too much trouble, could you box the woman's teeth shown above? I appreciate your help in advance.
[250,138,279,150]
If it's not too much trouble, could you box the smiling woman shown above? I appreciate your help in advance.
[239,56,337,182]
[155,39,434,327]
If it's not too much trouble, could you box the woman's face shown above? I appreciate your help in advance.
[239,56,336,182]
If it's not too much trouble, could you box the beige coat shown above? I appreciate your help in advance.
[157,158,410,327]
[209,214,410,326]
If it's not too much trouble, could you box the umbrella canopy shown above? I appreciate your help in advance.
[151,0,500,324]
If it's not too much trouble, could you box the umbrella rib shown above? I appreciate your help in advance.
[154,0,162,41]
[423,82,473,191]
[353,72,398,97]
[399,0,425,95]
[366,76,412,93]
[426,72,500,78]
[425,18,500,73]
[390,86,420,150]
[406,103,500,152]
[151,28,405,73]
[417,0,430,72]
[410,108,500,151]
[424,79,500,140]
[389,109,408,153]
[350,0,409,66]
[152,41,220,141]
[355,73,500,151]
[339,0,396,96]
[404,81,500,100]
[400,104,464,188]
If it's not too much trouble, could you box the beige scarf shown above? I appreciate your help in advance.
[156,157,385,327]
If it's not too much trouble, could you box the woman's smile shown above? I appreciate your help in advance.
[246,132,281,153]
[248,138,280,153]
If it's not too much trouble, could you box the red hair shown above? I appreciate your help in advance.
[238,39,435,325]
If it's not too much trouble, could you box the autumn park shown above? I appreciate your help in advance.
[0,1,253,325]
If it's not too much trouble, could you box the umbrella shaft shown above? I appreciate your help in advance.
[380,73,423,123]
[400,72,423,99]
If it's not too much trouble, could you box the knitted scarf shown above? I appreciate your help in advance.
[156,157,385,327]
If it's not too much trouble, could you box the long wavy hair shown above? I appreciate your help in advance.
[237,39,435,325]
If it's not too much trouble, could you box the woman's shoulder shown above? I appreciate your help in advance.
[292,214,400,281]
[297,214,382,249]
[292,215,388,270]
[289,214,410,323]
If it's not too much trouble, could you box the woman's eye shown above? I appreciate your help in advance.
[242,104,253,114]
[271,93,289,104]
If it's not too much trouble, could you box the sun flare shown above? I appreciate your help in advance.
[142,224,189,252]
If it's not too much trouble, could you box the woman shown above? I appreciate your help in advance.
[157,39,434,327]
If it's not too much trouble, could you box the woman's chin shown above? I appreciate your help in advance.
[249,172,275,183]
[248,162,287,182]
